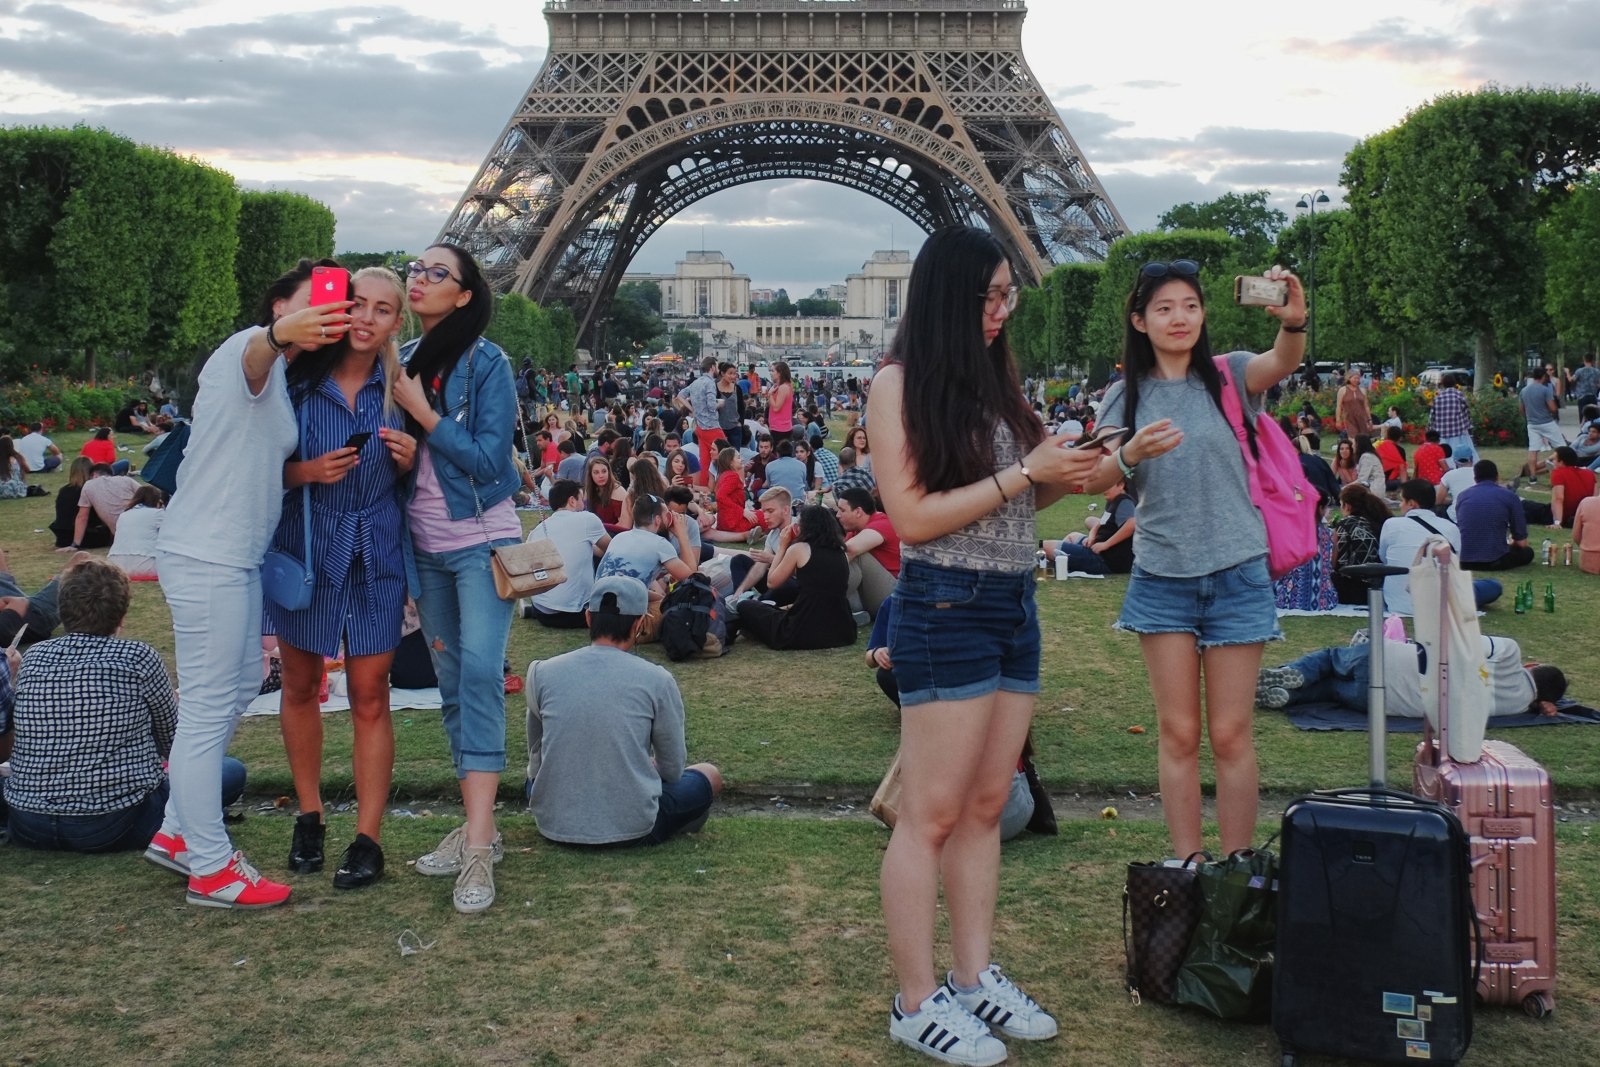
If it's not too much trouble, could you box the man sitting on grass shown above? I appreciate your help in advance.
[524,575,722,847]
[4,558,246,853]
[728,486,797,604]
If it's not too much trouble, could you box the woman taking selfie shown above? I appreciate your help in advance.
[1082,258,1305,860]
[869,227,1100,1065]
[269,267,417,890]
[146,258,350,909]
[392,243,519,915]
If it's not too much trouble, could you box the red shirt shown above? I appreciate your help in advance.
[81,437,117,465]
[1375,439,1406,482]
[852,510,902,577]
[1413,442,1447,484]
[1553,465,1597,524]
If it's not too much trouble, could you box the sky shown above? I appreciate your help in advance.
[2,0,1595,296]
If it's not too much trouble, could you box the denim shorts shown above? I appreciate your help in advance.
[890,559,1041,707]
[1115,555,1282,649]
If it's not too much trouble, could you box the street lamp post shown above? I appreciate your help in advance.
[1294,189,1331,374]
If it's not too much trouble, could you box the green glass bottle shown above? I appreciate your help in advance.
[1545,581,1556,613]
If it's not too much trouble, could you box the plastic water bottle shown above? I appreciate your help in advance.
[1542,538,1553,565]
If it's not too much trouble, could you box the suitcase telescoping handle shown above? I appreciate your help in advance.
[1423,541,1455,769]
[1341,563,1410,789]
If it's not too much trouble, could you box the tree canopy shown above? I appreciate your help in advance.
[1158,190,1287,264]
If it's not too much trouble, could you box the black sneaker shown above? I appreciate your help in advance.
[288,811,325,873]
[333,833,385,890]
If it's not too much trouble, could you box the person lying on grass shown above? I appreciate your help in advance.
[1256,634,1567,717]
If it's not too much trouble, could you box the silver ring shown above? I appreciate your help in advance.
[320,326,327,338]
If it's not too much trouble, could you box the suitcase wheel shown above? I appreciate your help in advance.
[1523,992,1553,1020]
[1280,1052,1297,1067]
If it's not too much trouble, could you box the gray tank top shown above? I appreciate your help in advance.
[901,423,1038,574]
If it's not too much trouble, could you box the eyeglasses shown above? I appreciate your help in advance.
[1139,260,1200,280]
[980,286,1020,314]
[406,260,462,285]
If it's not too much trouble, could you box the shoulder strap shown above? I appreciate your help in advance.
[1212,356,1258,479]
[1409,512,1444,536]
[294,399,312,569]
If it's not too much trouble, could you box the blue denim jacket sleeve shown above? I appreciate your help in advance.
[402,337,520,521]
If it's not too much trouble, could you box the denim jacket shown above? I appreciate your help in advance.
[399,336,519,520]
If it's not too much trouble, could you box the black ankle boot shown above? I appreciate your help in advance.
[288,811,325,873]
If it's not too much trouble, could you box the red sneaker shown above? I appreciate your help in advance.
[144,831,190,876]
[186,851,292,909]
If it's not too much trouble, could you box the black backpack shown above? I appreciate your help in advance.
[658,573,736,661]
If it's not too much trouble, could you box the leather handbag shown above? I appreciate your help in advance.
[489,537,566,599]
[1123,852,1208,1005]
[869,750,902,828]
[1214,356,1318,578]
[263,403,315,611]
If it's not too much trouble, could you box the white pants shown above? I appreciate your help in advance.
[158,553,263,876]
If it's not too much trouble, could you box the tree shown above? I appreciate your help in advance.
[1082,229,1257,385]
[668,326,702,361]
[1158,190,1287,264]
[484,292,543,362]
[1342,86,1600,389]
[1044,262,1102,375]
[1274,208,1391,370]
[234,191,337,330]
[753,293,796,317]
[544,304,578,371]
[605,281,664,359]
[795,297,842,317]
[139,147,240,373]
[1540,174,1600,355]
[336,250,408,272]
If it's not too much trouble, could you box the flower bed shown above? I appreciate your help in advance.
[0,373,141,434]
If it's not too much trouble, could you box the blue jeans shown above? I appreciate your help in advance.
[1057,540,1109,576]
[414,540,517,776]
[8,760,244,853]
[1280,645,1372,710]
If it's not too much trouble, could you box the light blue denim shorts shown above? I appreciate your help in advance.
[1115,555,1283,649]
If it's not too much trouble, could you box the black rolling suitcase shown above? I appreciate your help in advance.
[1273,563,1477,1067]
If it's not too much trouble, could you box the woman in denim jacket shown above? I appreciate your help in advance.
[392,243,520,915]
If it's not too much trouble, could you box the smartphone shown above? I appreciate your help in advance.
[1234,275,1289,307]
[7,625,25,653]
[343,431,372,451]
[311,265,350,307]
[1073,426,1129,451]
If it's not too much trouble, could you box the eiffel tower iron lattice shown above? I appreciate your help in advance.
[438,0,1127,351]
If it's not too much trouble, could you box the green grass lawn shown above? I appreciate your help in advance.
[3,428,1599,1065]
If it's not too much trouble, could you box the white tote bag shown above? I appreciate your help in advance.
[1408,540,1490,762]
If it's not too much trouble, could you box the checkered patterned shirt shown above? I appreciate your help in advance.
[1430,387,1471,438]
[811,446,841,489]
[1,634,176,815]
[0,653,12,736]
[833,465,876,498]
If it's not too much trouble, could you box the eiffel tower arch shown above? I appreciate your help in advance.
[438,0,1127,352]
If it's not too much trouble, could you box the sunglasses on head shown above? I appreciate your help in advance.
[1139,259,1200,280]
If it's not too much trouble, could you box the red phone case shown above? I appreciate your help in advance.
[311,266,349,307]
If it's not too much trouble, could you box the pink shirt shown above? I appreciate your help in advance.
[409,446,520,553]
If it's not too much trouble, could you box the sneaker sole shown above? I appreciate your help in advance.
[185,890,292,910]
[1257,667,1304,690]
[144,849,190,877]
[890,1031,1006,1066]
[1260,687,1291,710]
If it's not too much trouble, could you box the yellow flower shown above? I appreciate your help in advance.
[1409,376,1419,386]
[1494,373,1504,388]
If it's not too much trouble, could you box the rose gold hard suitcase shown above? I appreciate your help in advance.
[1411,544,1557,1018]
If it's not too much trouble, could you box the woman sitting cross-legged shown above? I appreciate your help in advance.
[705,447,765,543]
[735,504,857,650]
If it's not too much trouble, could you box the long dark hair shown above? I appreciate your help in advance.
[888,226,1042,492]
[404,243,493,414]
[795,503,845,551]
[253,257,341,327]
[1339,483,1392,528]
[1116,268,1230,442]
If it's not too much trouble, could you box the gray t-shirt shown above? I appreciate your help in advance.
[596,528,679,587]
[1520,380,1557,426]
[526,645,687,844]
[1096,351,1266,578]
[529,508,609,614]
[555,453,588,483]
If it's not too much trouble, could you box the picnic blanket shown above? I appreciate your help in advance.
[245,686,443,718]
[1284,699,1600,732]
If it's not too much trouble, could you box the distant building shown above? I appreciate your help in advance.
[623,251,750,318]
[845,250,912,321]
[810,284,848,304]
[749,287,777,306]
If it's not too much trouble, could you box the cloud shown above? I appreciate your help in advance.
[0,3,536,163]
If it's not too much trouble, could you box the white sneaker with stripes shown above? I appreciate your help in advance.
[889,986,1006,1066]
[950,965,1058,1041]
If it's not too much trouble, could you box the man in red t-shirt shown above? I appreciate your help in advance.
[1549,446,1597,528]
[837,487,899,620]
[1412,428,1448,485]
[1375,425,1408,489]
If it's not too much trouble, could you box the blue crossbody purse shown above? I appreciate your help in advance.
[262,402,315,611]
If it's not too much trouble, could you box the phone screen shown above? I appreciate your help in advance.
[311,266,350,307]
[344,431,372,451]
[1074,427,1128,451]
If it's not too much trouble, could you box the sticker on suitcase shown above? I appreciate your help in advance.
[1397,1018,1426,1039]
[1406,1039,1432,1058]
[1383,992,1416,1015]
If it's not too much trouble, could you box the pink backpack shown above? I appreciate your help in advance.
[1214,357,1318,579]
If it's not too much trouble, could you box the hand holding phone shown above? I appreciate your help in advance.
[343,431,372,452]
[1234,275,1289,307]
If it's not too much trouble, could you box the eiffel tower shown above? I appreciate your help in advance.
[438,0,1127,350]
